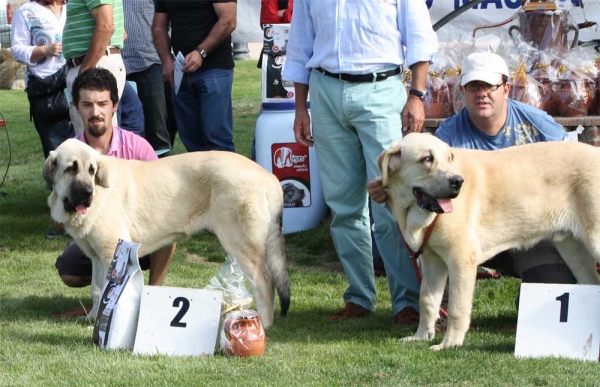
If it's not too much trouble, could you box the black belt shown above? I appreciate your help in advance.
[315,66,402,83]
[66,47,121,69]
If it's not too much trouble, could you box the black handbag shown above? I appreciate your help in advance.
[26,65,70,123]
[29,89,69,123]
[26,65,68,99]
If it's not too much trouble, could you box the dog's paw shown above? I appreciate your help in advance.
[429,337,464,351]
[429,344,445,351]
[400,334,430,342]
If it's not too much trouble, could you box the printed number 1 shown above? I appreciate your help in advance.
[171,296,190,328]
[555,292,570,323]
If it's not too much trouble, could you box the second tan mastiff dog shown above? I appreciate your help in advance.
[378,133,600,350]
[44,139,290,328]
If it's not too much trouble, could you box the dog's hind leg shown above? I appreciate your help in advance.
[402,252,447,343]
[248,260,276,328]
[215,228,276,328]
[431,257,478,351]
[553,237,600,285]
[265,208,290,318]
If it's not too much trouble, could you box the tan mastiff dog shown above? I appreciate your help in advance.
[378,132,600,350]
[43,139,290,327]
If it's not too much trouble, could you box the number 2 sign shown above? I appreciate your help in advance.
[133,286,224,357]
[515,283,600,361]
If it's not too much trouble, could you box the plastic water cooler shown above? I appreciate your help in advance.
[255,102,328,234]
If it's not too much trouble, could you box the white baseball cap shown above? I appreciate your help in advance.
[460,52,509,86]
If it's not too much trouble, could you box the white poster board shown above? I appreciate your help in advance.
[515,283,600,361]
[133,286,223,357]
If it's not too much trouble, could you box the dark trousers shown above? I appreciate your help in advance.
[483,243,577,309]
[29,93,72,159]
[56,239,150,279]
[126,64,172,154]
[172,68,235,152]
[164,80,178,147]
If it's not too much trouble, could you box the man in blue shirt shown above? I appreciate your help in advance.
[283,1,438,324]
[369,52,576,301]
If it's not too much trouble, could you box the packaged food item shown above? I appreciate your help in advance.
[509,60,544,110]
[205,256,268,357]
[92,239,144,350]
[425,69,451,118]
[554,63,594,117]
[221,309,267,357]
[529,51,560,116]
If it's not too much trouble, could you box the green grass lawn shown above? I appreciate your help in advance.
[0,60,599,386]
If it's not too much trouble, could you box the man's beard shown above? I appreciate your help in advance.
[86,117,108,137]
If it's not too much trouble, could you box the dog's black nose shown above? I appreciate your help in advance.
[450,176,464,190]
[82,185,93,198]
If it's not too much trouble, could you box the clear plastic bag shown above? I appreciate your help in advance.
[509,59,544,110]
[205,255,254,310]
[441,30,478,115]
[425,68,451,118]
[205,256,267,357]
[553,49,596,117]
[529,50,560,116]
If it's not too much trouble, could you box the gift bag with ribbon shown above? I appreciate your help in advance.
[205,256,267,357]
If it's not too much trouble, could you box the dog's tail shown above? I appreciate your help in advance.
[266,206,290,317]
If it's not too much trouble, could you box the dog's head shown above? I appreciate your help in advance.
[43,139,109,216]
[377,133,464,214]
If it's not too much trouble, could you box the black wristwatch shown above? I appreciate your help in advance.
[409,88,427,101]
[195,47,207,58]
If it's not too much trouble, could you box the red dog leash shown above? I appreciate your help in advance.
[397,215,448,318]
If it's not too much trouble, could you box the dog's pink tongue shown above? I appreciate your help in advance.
[75,205,88,215]
[436,198,453,213]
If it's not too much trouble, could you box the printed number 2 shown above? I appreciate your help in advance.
[171,297,190,328]
[555,292,570,323]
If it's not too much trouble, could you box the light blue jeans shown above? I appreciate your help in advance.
[309,70,420,315]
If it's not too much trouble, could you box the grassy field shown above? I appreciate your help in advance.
[0,60,599,386]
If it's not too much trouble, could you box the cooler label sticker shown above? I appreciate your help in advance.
[272,143,311,208]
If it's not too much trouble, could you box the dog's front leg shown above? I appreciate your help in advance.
[89,257,110,320]
[431,261,477,351]
[402,253,447,343]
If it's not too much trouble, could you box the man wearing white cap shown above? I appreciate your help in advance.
[435,52,564,148]
[369,52,577,303]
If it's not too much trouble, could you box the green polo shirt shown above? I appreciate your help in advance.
[63,0,124,60]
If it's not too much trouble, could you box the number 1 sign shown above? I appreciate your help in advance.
[133,286,224,357]
[515,283,600,361]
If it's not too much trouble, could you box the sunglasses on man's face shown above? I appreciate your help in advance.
[463,82,505,92]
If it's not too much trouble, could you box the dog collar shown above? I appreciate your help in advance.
[397,215,448,319]
[397,215,439,276]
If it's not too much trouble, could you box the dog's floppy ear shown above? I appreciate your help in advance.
[43,151,57,190]
[378,141,402,188]
[95,157,109,188]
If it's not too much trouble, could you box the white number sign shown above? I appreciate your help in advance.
[515,283,600,361]
[133,286,223,357]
